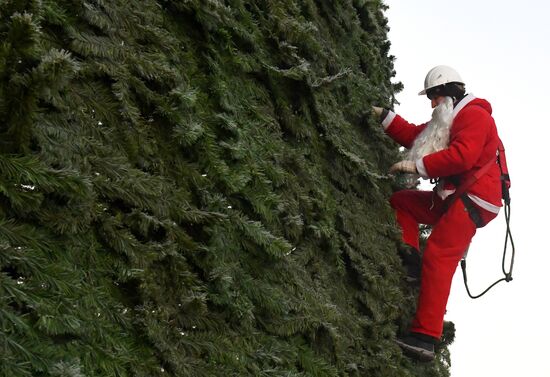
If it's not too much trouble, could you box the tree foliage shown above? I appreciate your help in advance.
[0,1,452,376]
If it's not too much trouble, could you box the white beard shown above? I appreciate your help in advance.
[408,96,454,161]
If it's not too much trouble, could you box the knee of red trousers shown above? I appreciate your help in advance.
[389,191,420,250]
[389,190,409,210]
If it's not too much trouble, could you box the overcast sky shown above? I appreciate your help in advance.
[383,1,550,375]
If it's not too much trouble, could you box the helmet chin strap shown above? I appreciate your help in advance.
[452,91,467,104]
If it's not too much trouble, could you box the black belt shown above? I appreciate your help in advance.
[461,194,485,228]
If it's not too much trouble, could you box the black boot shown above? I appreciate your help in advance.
[398,246,422,284]
[395,332,437,362]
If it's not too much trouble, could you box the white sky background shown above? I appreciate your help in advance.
[383,1,550,376]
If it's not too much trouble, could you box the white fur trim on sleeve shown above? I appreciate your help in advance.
[415,158,428,178]
[381,111,396,130]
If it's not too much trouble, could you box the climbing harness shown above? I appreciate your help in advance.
[458,140,515,299]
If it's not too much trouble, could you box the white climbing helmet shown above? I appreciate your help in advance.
[418,65,464,95]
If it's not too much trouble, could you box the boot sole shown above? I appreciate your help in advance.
[395,339,435,362]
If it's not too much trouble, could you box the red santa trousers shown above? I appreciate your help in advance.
[390,189,497,339]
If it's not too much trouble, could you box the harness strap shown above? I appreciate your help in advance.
[443,156,496,214]
[461,194,485,228]
[444,137,508,213]
[447,138,515,299]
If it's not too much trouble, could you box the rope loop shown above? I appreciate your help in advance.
[461,201,515,299]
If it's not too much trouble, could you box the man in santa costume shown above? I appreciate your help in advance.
[373,65,504,361]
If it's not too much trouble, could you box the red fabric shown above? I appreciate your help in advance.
[390,190,497,338]
[498,141,512,189]
[385,97,503,338]
[389,191,444,251]
[385,116,427,149]
[385,97,503,207]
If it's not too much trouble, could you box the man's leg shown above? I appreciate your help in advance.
[410,198,477,339]
[389,190,444,251]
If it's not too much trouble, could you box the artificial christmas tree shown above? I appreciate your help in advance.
[0,1,453,376]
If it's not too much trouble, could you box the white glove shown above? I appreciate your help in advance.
[389,160,417,174]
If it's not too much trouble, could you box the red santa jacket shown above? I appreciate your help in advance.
[382,94,503,210]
